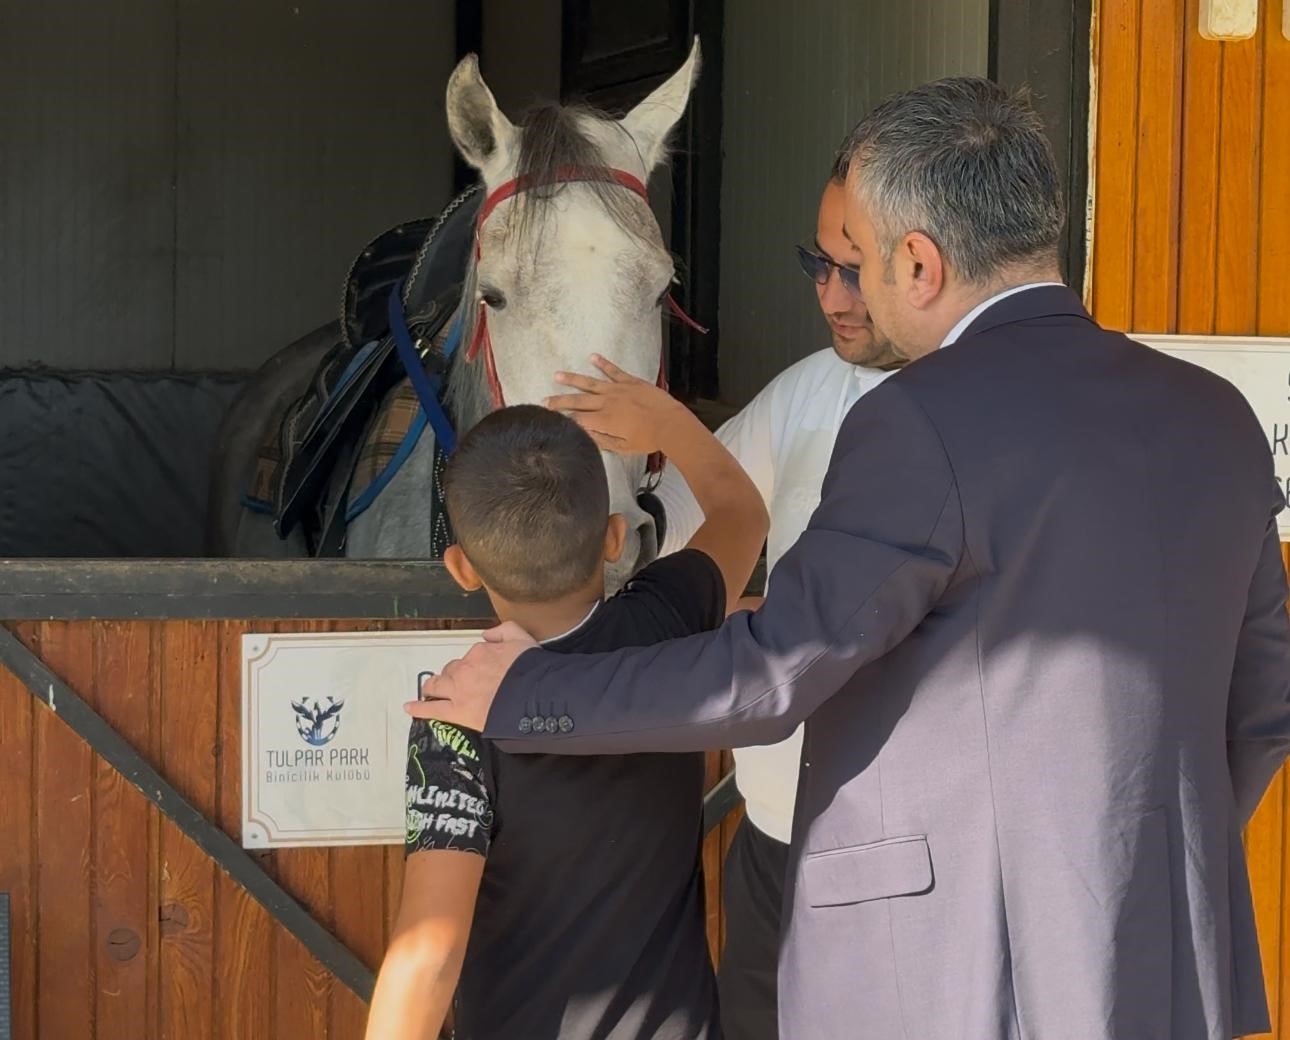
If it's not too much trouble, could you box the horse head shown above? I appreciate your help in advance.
[444,40,701,594]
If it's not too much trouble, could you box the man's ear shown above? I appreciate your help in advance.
[444,544,484,592]
[603,514,628,564]
[899,231,946,310]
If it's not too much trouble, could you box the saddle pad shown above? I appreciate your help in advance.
[347,379,454,557]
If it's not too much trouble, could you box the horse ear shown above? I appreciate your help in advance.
[620,37,701,170]
[446,54,518,174]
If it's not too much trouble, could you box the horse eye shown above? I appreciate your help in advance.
[480,287,507,310]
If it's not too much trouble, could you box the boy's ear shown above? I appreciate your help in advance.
[444,544,484,592]
[603,514,628,564]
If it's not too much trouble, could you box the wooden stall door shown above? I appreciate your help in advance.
[1090,0,1290,1034]
[0,618,734,1039]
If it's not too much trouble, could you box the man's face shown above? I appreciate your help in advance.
[813,182,902,368]
[841,169,945,363]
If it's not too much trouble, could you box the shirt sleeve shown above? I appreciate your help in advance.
[405,718,494,858]
[653,385,780,557]
[611,548,727,640]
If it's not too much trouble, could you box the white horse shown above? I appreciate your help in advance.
[208,42,701,593]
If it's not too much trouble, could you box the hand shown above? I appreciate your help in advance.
[405,621,539,731]
[544,354,685,455]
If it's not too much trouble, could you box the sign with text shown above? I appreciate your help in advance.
[1134,334,1290,540]
[241,629,484,849]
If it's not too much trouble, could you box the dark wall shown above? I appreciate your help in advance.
[0,0,457,373]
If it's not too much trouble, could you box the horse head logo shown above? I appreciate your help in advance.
[291,695,345,747]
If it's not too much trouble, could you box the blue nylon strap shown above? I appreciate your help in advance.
[388,281,458,455]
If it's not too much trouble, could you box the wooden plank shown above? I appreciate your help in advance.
[0,625,37,1040]
[1129,0,1184,332]
[274,622,335,1040]
[1257,0,1290,337]
[1177,0,1224,335]
[1213,30,1264,336]
[33,622,95,1040]
[330,842,387,1038]
[0,558,487,622]
[158,621,219,1039]
[1088,0,1141,328]
[92,621,158,1037]
[214,620,275,1040]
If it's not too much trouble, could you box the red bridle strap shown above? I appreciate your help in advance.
[466,165,706,477]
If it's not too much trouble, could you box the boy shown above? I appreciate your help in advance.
[365,357,768,1039]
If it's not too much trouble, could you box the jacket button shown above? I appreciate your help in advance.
[518,717,532,734]
[531,716,546,733]
[558,715,574,733]
[544,716,558,733]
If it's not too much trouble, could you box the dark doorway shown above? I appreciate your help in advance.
[560,0,724,402]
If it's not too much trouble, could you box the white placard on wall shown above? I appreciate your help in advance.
[1134,334,1290,539]
[241,629,484,849]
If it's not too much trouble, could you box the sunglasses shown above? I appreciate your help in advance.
[795,245,862,297]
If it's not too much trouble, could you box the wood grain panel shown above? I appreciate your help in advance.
[0,614,741,1039]
[1257,0,1290,336]
[214,620,275,1040]
[1213,25,1264,335]
[157,621,218,1039]
[1176,0,1224,334]
[34,622,96,1040]
[0,625,38,1040]
[92,621,158,1037]
[1088,0,1141,329]
[1129,0,1184,332]
[273,621,334,1040]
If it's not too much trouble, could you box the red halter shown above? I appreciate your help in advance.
[464,166,707,476]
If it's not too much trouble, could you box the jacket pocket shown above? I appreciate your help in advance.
[803,834,933,908]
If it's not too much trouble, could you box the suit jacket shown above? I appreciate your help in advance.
[485,287,1290,1039]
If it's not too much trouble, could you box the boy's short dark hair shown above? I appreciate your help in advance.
[443,405,610,603]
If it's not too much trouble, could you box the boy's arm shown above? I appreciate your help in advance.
[364,851,485,1040]
[366,719,493,1040]
[548,355,769,611]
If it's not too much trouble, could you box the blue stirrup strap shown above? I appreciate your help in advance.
[388,281,459,455]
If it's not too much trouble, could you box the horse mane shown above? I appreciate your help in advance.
[446,99,655,431]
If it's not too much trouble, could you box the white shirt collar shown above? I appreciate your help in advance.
[539,600,602,645]
[939,282,1065,349]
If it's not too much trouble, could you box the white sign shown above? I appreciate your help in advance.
[1134,334,1290,539]
[241,629,484,849]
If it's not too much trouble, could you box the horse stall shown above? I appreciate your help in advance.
[0,2,742,1037]
[0,568,741,1038]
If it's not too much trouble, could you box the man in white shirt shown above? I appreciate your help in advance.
[653,154,904,1040]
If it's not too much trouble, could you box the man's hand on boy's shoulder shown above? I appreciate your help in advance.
[407,622,538,731]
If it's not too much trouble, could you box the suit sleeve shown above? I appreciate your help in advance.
[1227,502,1290,824]
[486,381,962,754]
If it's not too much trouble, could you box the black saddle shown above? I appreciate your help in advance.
[272,186,481,551]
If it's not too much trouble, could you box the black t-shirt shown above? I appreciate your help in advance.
[405,549,726,1039]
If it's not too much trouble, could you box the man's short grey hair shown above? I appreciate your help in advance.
[832,77,1064,284]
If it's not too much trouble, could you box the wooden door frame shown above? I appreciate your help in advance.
[990,0,1094,293]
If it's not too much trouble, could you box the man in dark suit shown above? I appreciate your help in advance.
[412,77,1290,1039]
